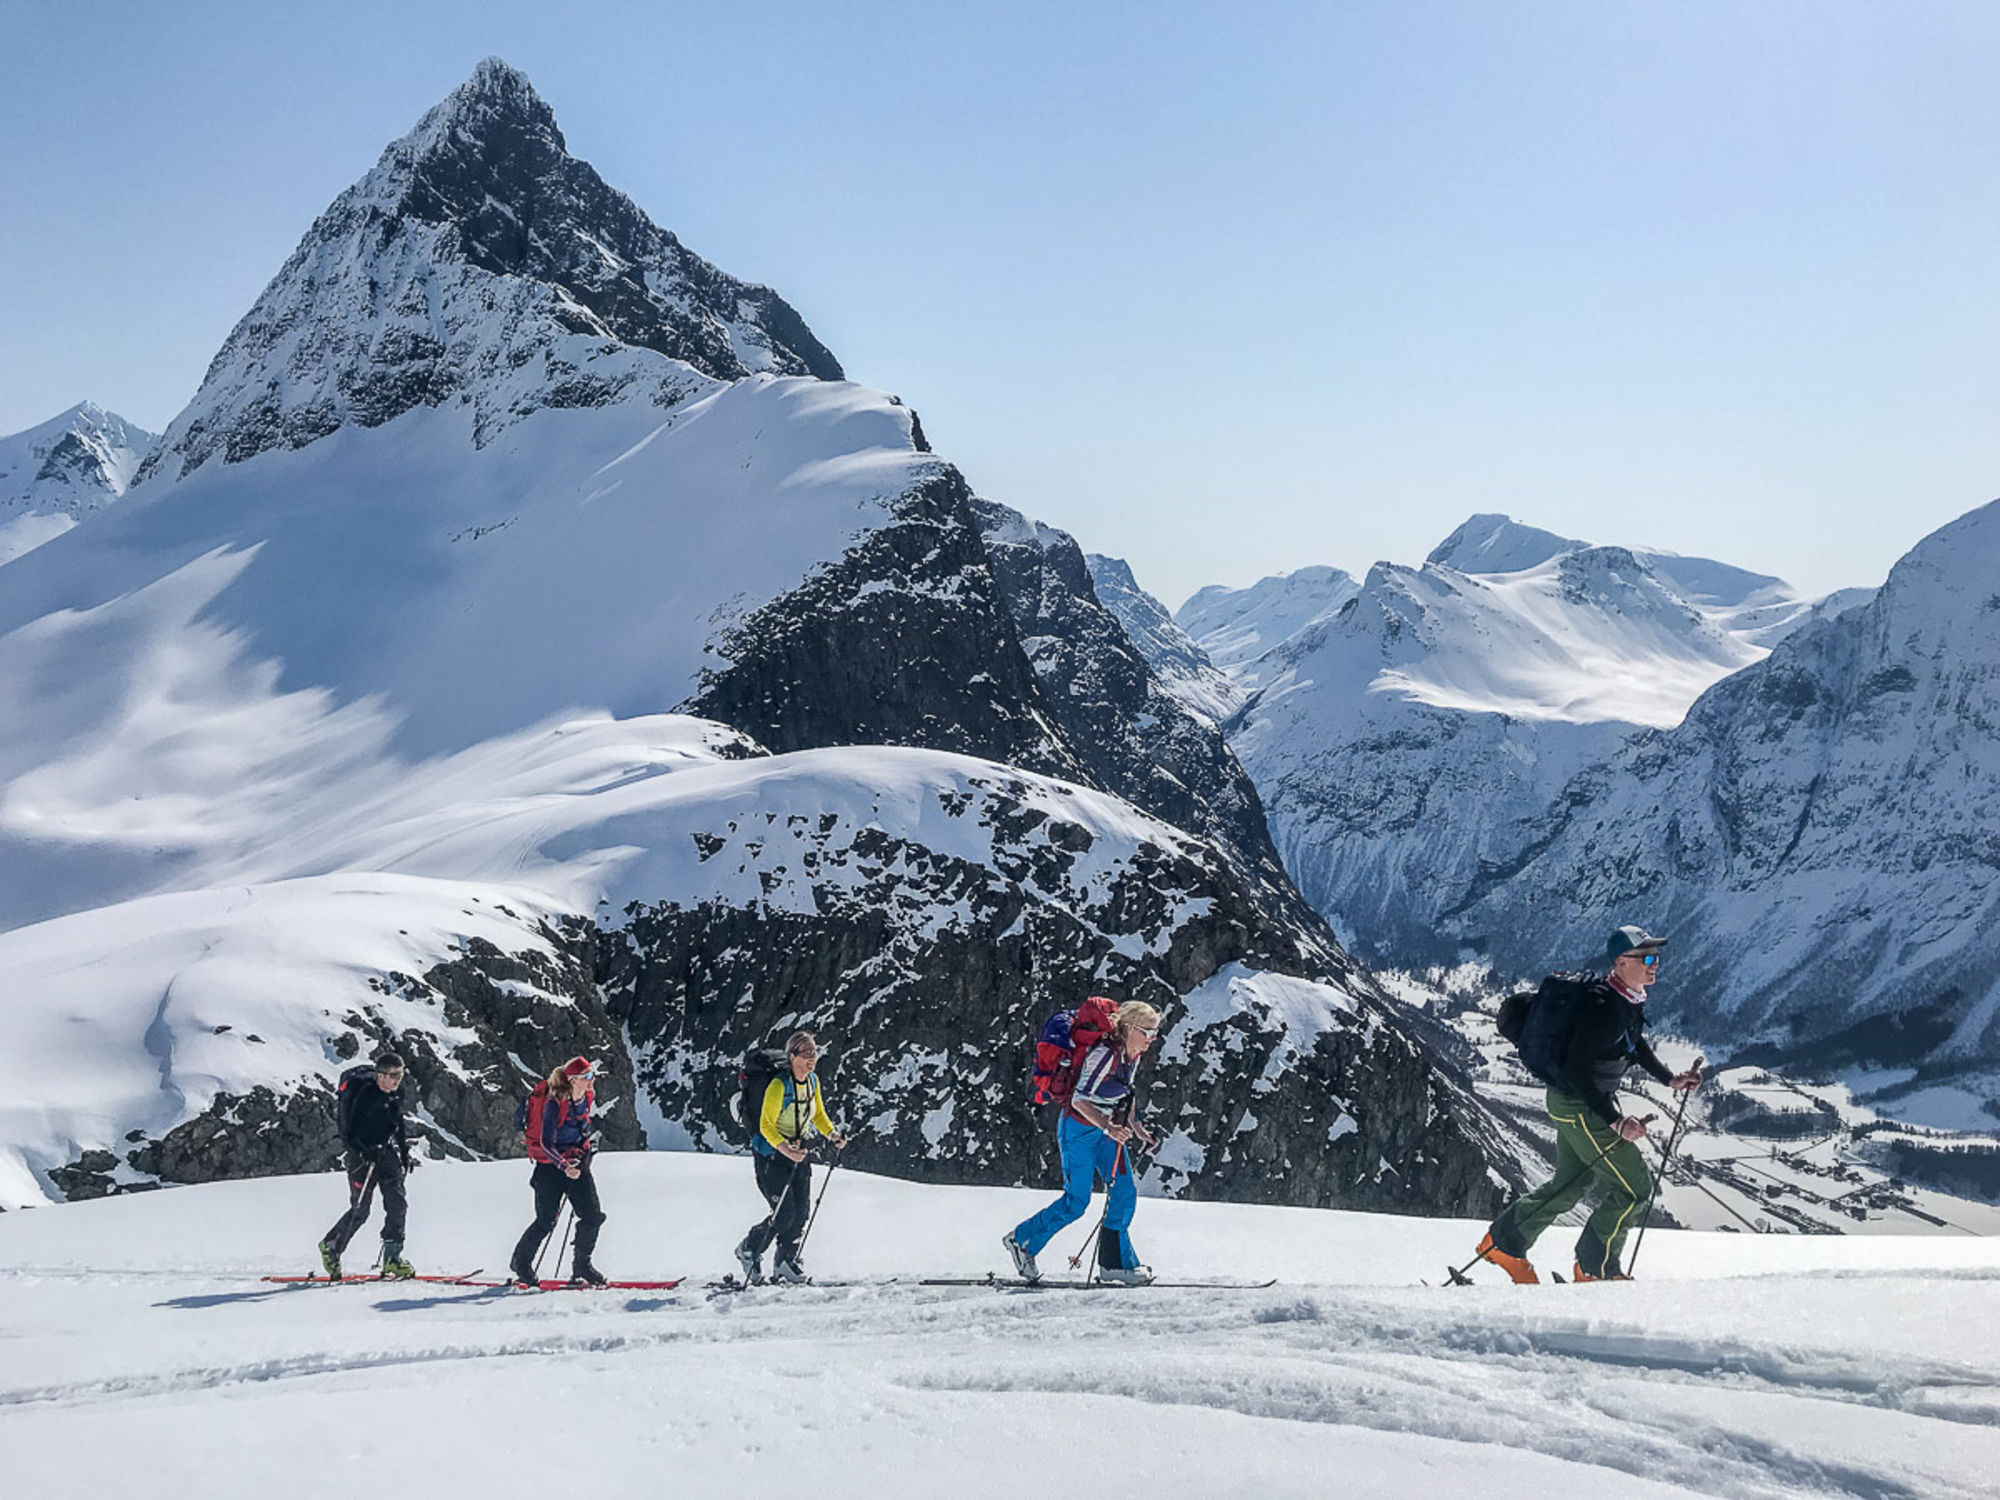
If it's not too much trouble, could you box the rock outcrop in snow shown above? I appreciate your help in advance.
[0,402,155,566]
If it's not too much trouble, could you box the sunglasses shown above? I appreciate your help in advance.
[1625,951,1661,968]
[1135,1025,1159,1037]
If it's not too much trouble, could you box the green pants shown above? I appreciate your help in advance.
[1488,1089,1653,1278]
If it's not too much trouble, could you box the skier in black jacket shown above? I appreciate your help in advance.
[1474,926,1702,1283]
[318,1051,416,1279]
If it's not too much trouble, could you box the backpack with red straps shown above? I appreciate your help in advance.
[1031,996,1118,1106]
[514,1079,550,1145]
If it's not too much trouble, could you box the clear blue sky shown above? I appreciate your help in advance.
[4,1,1996,607]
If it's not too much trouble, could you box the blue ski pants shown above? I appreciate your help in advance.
[1013,1112,1138,1269]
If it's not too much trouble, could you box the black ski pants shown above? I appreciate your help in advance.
[324,1145,407,1254]
[512,1160,605,1273]
[743,1151,811,1264]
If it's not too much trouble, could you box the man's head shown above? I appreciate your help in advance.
[1606,925,1666,992]
[372,1050,406,1091]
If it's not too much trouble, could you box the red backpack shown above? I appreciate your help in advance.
[1031,996,1119,1106]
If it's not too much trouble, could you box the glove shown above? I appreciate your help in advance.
[402,1153,419,1172]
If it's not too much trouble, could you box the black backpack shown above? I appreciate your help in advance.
[735,1047,792,1136]
[1496,974,1596,1086]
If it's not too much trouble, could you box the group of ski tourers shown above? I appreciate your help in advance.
[314,924,1699,1290]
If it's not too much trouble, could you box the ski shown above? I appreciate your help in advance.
[918,1273,1277,1291]
[260,1269,484,1285]
[472,1277,685,1291]
[704,1275,887,1294]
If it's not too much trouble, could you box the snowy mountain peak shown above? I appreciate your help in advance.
[0,402,157,567]
[1425,513,1583,574]
[137,57,841,484]
[1174,565,1361,680]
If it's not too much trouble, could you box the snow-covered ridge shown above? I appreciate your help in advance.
[137,57,839,485]
[1085,552,1243,726]
[0,401,155,566]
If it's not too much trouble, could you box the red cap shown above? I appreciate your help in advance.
[562,1057,597,1079]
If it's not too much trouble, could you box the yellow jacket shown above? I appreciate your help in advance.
[760,1072,835,1153]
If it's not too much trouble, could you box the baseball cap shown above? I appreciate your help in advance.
[1606,925,1667,960]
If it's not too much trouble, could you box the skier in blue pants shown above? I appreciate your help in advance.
[1005,1000,1161,1285]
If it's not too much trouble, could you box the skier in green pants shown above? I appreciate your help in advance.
[1475,926,1702,1283]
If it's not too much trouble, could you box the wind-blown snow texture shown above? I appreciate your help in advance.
[0,402,154,566]
[2,1158,1997,1499]
[0,60,1511,1217]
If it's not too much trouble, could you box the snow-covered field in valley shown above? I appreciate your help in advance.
[3,1156,1996,1498]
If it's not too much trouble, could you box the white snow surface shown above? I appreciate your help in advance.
[1,1155,1996,1498]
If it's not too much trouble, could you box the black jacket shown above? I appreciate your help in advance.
[337,1066,410,1157]
[1559,979,1674,1126]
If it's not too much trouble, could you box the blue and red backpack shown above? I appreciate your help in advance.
[1031,996,1118,1106]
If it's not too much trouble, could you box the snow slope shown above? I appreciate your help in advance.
[0,402,154,566]
[1,1156,1996,1498]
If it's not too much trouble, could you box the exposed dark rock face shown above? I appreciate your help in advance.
[683,468,1084,781]
[1085,552,1244,727]
[597,771,1505,1215]
[92,921,641,1199]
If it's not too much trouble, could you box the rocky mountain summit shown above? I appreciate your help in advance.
[0,62,1513,1215]
[136,58,838,486]
[0,401,154,566]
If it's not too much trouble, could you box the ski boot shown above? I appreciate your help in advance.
[1002,1231,1040,1283]
[1097,1263,1155,1287]
[770,1254,809,1285]
[510,1252,539,1288]
[380,1240,415,1279]
[570,1260,608,1287]
[317,1239,342,1281]
[1571,1262,1632,1284]
[1474,1233,1540,1285]
[733,1237,765,1286]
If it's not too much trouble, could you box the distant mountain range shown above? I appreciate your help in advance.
[1097,502,1997,1134]
[0,401,154,567]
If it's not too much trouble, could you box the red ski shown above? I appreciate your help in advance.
[260,1269,485,1285]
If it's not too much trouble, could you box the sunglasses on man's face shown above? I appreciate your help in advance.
[1637,952,1660,968]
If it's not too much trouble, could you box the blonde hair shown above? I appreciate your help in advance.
[544,1062,589,1100]
[1113,1001,1160,1038]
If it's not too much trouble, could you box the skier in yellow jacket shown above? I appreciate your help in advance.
[735,1030,847,1284]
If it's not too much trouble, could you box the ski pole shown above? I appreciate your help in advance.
[1626,1058,1703,1276]
[795,1153,841,1261]
[535,1201,573,1282]
[1447,1113,1654,1286]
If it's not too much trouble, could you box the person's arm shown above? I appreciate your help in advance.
[809,1079,836,1139]
[1070,1049,1133,1140]
[759,1077,789,1152]
[1632,1034,1675,1088]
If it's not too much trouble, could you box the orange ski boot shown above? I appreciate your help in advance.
[1474,1233,1540,1285]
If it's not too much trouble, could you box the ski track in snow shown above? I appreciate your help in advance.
[2,1158,1996,1497]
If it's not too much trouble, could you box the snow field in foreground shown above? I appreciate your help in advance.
[2,1156,1996,1498]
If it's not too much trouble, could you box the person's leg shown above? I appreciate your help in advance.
[563,1161,606,1268]
[323,1153,379,1254]
[1489,1093,1600,1255]
[1097,1133,1137,1269]
[745,1152,795,1256]
[376,1152,408,1249]
[774,1160,812,1265]
[1575,1129,1653,1278]
[511,1164,565,1275]
[1013,1115,1099,1256]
